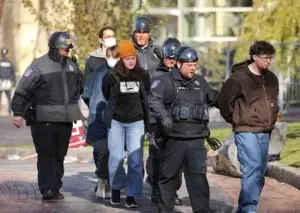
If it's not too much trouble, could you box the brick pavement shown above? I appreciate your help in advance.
[207,168,300,213]
[0,160,233,213]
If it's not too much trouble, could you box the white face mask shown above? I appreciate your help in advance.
[107,58,119,68]
[100,37,116,48]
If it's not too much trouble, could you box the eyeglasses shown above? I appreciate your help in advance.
[256,55,274,61]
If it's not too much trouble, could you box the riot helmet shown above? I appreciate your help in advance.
[48,31,73,49]
[176,46,198,62]
[162,38,181,58]
[133,16,152,33]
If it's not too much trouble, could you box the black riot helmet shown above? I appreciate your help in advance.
[176,46,198,62]
[133,16,152,33]
[162,38,181,59]
[48,31,73,49]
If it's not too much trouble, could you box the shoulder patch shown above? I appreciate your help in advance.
[151,80,160,89]
[24,68,34,77]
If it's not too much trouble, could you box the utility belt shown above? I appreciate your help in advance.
[171,103,209,123]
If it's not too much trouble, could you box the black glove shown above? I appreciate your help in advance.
[153,46,164,60]
[161,117,173,134]
[145,132,160,152]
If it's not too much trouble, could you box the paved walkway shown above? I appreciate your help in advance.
[0,160,233,213]
[1,159,300,213]
[208,167,300,213]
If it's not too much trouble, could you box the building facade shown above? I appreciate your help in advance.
[134,0,253,44]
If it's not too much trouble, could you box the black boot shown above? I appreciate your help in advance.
[42,190,56,201]
[52,190,64,199]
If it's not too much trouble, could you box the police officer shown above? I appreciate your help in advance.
[146,37,183,205]
[0,48,16,115]
[132,16,161,78]
[148,46,218,213]
[11,31,84,201]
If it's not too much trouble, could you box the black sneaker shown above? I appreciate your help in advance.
[110,189,121,206]
[42,190,56,201]
[125,196,138,208]
[52,190,64,200]
[174,193,182,206]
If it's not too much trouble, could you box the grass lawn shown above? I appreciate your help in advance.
[278,122,300,167]
[208,123,300,168]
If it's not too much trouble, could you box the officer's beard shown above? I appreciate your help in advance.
[48,47,67,68]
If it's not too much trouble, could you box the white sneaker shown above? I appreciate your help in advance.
[95,178,111,198]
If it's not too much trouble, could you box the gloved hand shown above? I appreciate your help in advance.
[161,117,173,134]
[145,132,160,152]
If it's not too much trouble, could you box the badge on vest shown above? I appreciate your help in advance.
[194,80,200,86]
[120,81,140,93]
[68,64,75,71]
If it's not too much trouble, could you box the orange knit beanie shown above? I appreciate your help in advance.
[118,40,136,58]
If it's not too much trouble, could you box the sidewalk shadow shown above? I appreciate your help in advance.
[62,171,164,213]
[62,171,233,213]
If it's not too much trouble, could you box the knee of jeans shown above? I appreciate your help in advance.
[110,154,125,165]
[128,157,143,172]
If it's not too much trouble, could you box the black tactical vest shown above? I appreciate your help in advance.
[167,78,209,138]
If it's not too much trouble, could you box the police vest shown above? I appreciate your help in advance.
[167,79,209,138]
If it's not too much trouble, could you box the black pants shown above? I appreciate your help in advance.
[158,137,210,213]
[93,139,109,179]
[146,127,182,191]
[0,90,11,114]
[30,122,73,193]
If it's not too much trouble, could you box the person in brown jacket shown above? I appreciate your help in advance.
[217,40,279,213]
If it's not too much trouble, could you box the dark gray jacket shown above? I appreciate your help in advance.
[12,54,84,122]
[132,38,161,79]
[84,48,107,78]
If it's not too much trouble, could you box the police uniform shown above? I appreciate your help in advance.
[148,46,218,213]
[132,16,161,79]
[11,32,84,200]
[146,38,183,205]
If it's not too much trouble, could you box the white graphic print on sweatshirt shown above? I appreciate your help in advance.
[120,81,140,93]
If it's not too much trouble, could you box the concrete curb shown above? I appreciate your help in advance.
[267,162,300,190]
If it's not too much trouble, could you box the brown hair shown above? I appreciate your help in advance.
[106,45,120,59]
[113,56,141,77]
[98,26,114,38]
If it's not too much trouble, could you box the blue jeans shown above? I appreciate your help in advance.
[108,119,144,197]
[235,132,270,213]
